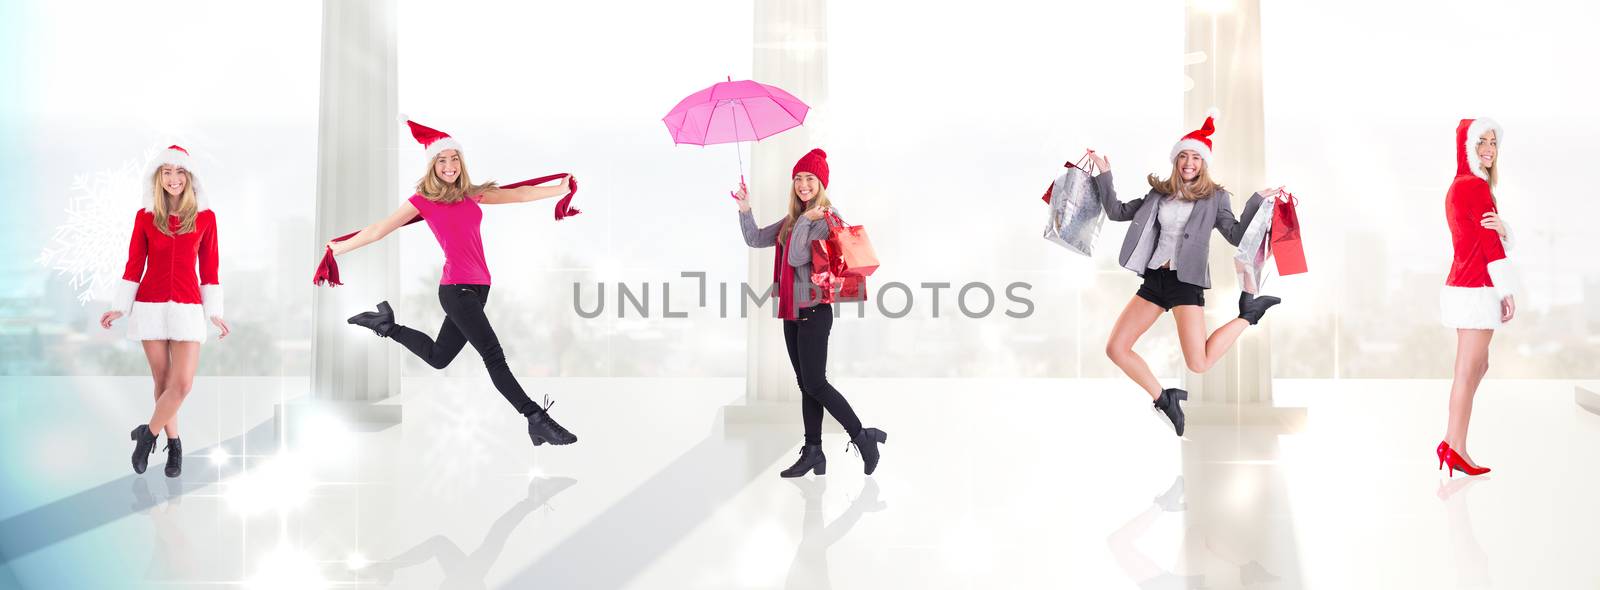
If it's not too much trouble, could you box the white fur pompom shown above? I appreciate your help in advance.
[1204,107,1221,122]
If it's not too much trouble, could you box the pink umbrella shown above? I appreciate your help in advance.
[662,77,810,179]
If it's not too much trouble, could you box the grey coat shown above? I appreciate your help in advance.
[1095,172,1265,290]
[739,209,832,308]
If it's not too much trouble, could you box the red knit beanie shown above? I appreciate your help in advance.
[791,148,829,188]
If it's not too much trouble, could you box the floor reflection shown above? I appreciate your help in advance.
[357,476,577,589]
[132,476,195,584]
[1438,476,1490,589]
[785,477,886,590]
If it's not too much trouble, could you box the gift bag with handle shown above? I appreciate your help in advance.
[823,211,878,277]
[1233,196,1275,294]
[1270,192,1308,276]
[1041,155,1104,257]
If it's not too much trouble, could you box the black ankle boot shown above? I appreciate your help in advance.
[130,424,158,474]
[1238,292,1282,325]
[780,444,827,478]
[525,405,577,447]
[848,427,889,475]
[1153,388,1188,437]
[163,438,183,478]
[347,301,397,337]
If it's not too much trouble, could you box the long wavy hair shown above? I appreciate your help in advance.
[415,150,497,204]
[149,166,199,236]
[1146,158,1223,202]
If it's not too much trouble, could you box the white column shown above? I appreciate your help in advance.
[1182,0,1274,406]
[308,0,401,417]
[725,0,829,430]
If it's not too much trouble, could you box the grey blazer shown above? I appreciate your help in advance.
[1094,172,1265,290]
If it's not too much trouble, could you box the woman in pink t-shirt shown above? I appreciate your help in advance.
[328,119,578,447]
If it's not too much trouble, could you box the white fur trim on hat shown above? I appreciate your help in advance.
[1464,118,1503,182]
[1486,257,1519,300]
[1439,286,1502,330]
[126,301,209,342]
[112,279,140,316]
[1170,138,1212,163]
[424,137,464,160]
[201,284,225,320]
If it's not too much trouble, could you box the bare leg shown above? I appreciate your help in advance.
[147,341,201,436]
[1446,329,1494,467]
[141,341,176,438]
[1105,296,1167,400]
[1172,306,1250,374]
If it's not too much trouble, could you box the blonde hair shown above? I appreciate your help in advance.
[778,184,832,244]
[1475,134,1499,189]
[415,150,497,204]
[149,167,199,236]
[1146,158,1223,202]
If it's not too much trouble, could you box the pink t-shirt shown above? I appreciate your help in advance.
[409,193,492,285]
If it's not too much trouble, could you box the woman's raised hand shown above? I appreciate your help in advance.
[803,204,828,221]
[1084,149,1110,174]
[731,181,751,213]
[1260,186,1287,201]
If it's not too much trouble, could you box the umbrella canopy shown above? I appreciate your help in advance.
[662,79,810,146]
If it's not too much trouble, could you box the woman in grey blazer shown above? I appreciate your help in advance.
[1085,113,1287,437]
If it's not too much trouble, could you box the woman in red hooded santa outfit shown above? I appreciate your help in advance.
[100,145,229,478]
[1437,118,1518,477]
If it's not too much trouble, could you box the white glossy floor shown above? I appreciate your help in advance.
[1,376,1597,589]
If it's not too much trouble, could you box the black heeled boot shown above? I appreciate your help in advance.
[130,424,158,474]
[848,427,889,475]
[1238,292,1282,325]
[347,301,397,337]
[780,444,827,478]
[525,401,577,447]
[163,438,183,478]
[1153,388,1188,437]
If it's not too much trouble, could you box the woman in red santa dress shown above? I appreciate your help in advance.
[100,145,229,478]
[1438,118,1518,477]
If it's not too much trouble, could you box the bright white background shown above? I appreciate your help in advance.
[2,0,1595,379]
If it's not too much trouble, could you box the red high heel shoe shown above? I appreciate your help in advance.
[1436,441,1490,477]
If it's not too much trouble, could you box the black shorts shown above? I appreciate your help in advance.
[1136,268,1205,310]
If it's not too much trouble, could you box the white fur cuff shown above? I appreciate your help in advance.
[202,284,225,320]
[112,279,140,316]
[1486,258,1519,301]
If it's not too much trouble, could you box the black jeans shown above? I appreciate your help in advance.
[390,285,539,416]
[783,304,863,446]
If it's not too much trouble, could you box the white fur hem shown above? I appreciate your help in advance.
[112,279,140,315]
[1464,118,1502,182]
[1170,138,1212,163]
[424,137,464,160]
[1486,258,1519,300]
[126,301,209,342]
[201,284,225,320]
[1440,286,1502,330]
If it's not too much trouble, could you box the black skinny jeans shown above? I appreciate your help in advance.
[389,285,539,416]
[784,304,863,446]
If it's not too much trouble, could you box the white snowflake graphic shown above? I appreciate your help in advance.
[37,154,151,306]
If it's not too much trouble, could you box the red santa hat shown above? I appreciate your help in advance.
[1170,108,1220,163]
[404,116,464,160]
[792,148,830,188]
[1461,117,1503,182]
[145,144,208,211]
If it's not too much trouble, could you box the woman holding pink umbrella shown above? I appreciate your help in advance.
[733,149,888,478]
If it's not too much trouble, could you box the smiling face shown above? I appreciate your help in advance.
[793,172,821,203]
[159,164,188,197]
[433,149,462,185]
[1476,130,1498,169]
[1176,150,1204,182]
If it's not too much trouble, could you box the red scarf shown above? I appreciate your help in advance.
[312,173,578,286]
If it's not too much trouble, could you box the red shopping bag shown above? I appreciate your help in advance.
[1270,193,1308,276]
[810,243,868,304]
[823,211,879,277]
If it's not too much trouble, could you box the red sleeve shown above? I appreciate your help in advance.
[1450,179,1506,264]
[122,210,148,282]
[198,211,220,285]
